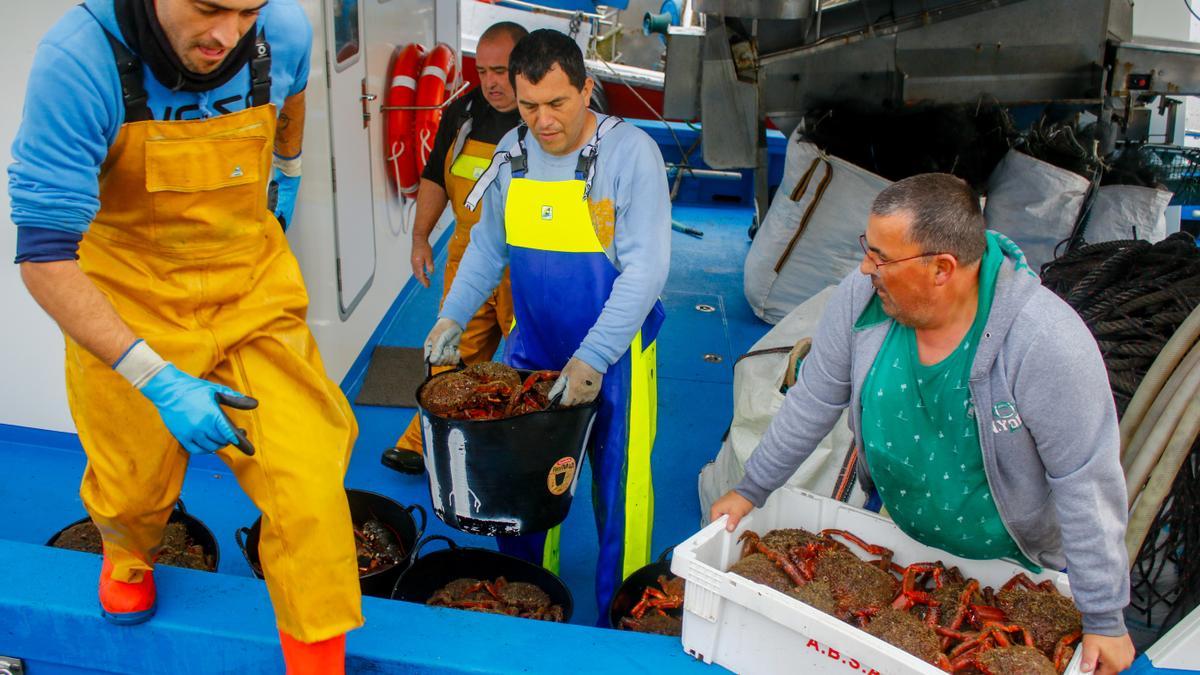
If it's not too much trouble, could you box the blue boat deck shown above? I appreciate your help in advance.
[0,162,776,671]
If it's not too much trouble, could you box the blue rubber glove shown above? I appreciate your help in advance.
[270,167,301,232]
[140,364,258,456]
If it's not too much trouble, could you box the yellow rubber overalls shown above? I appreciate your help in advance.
[65,24,362,643]
[394,99,514,454]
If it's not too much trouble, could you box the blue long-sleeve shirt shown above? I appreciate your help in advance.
[440,113,671,373]
[9,0,311,263]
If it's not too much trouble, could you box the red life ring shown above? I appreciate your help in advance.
[414,43,458,177]
[383,43,425,197]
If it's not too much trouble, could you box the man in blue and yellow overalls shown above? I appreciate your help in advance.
[11,1,359,671]
[424,28,670,618]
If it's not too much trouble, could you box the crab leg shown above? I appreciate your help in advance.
[1000,572,1041,593]
[738,531,811,586]
[821,528,896,568]
[940,580,981,650]
[1053,629,1083,671]
[892,562,945,609]
[631,587,668,618]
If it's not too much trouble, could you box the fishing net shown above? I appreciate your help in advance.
[800,99,1015,188]
[1040,232,1200,415]
[1041,232,1200,641]
[1127,435,1200,640]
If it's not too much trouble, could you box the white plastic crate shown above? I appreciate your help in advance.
[671,486,1084,674]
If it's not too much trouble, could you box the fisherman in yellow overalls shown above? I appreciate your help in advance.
[381,21,528,473]
[11,1,359,671]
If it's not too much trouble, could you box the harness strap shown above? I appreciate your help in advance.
[82,5,271,122]
[248,29,272,108]
[462,114,625,210]
[576,115,622,199]
[82,4,151,122]
[448,98,475,168]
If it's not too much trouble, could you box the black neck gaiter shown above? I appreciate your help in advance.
[114,0,258,93]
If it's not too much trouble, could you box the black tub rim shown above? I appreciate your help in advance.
[46,499,221,572]
[234,488,427,586]
[414,366,600,425]
[607,545,681,630]
[391,534,575,622]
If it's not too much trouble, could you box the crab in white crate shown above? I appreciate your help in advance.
[670,486,1086,675]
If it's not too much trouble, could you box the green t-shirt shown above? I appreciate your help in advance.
[860,233,1036,568]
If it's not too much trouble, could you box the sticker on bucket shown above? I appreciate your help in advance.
[547,457,577,496]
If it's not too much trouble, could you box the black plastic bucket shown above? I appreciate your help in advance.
[235,489,426,598]
[416,368,598,536]
[608,546,679,629]
[47,500,220,572]
[391,535,573,621]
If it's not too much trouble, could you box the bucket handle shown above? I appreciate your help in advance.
[423,360,466,380]
[175,499,189,515]
[391,534,459,600]
[655,545,674,565]
[234,526,256,574]
[405,504,428,544]
[411,534,458,559]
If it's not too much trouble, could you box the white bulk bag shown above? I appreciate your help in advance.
[699,287,867,522]
[1084,184,1172,244]
[744,130,891,324]
[983,149,1090,270]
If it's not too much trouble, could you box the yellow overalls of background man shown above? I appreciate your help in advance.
[382,21,528,472]
[10,0,358,671]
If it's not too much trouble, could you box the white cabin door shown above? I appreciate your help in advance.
[325,0,376,318]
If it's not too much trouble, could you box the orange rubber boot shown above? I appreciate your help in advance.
[98,553,157,625]
[279,630,346,675]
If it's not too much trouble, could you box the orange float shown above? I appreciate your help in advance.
[383,43,425,197]
[414,43,458,177]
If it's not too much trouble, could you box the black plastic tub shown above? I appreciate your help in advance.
[391,535,573,622]
[608,547,679,629]
[416,367,598,537]
[235,488,425,598]
[47,500,220,572]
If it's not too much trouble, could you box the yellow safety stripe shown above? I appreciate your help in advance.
[504,178,605,254]
[622,330,656,579]
[542,523,562,573]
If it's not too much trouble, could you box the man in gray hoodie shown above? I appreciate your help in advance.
[712,174,1135,674]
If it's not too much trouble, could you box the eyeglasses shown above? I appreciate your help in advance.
[859,234,949,269]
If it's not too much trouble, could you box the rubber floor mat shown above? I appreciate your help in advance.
[353,346,425,408]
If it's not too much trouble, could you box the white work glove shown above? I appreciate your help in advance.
[424,318,463,366]
[548,357,603,406]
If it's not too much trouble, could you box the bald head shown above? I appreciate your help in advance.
[475,22,527,112]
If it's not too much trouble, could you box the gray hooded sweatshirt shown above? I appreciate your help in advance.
[734,240,1130,636]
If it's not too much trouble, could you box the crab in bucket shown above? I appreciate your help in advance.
[426,576,565,622]
[618,574,686,636]
[420,362,561,420]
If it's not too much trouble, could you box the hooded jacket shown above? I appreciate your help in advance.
[735,233,1130,635]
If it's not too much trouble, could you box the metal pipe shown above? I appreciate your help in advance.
[495,0,606,21]
[380,82,472,112]
[665,164,744,180]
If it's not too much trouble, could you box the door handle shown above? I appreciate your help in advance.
[361,80,374,128]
